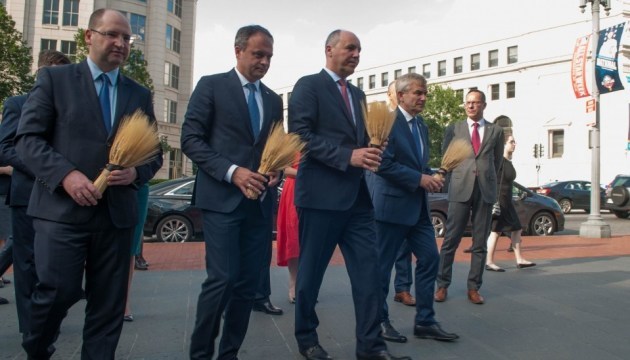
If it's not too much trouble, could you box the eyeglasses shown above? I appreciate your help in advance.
[464,101,483,107]
[90,29,133,44]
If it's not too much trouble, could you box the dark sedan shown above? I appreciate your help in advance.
[430,181,565,237]
[531,180,605,214]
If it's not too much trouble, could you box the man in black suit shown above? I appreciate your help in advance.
[289,29,410,360]
[15,9,162,359]
[0,49,71,332]
[181,25,283,360]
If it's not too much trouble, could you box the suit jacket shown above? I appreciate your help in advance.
[181,69,283,217]
[289,69,368,211]
[367,110,432,226]
[442,119,503,204]
[0,94,32,206]
[14,61,162,228]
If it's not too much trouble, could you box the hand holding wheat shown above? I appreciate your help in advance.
[432,138,473,181]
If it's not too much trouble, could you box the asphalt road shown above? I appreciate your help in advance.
[558,211,630,235]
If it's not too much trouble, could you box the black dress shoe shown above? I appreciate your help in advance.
[299,344,332,360]
[0,296,8,305]
[356,350,411,360]
[380,321,407,343]
[414,323,459,341]
[134,257,148,271]
[516,262,536,269]
[252,300,283,315]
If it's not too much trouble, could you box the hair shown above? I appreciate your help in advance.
[37,50,71,67]
[466,89,486,103]
[396,73,427,93]
[325,30,342,47]
[234,25,273,49]
[388,81,396,92]
[88,8,126,29]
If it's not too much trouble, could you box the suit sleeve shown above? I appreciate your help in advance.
[288,77,353,172]
[441,123,455,160]
[0,97,35,177]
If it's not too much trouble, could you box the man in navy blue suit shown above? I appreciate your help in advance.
[289,29,410,360]
[181,25,284,360]
[15,9,162,359]
[367,73,458,344]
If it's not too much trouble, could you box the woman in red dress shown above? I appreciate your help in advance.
[276,155,300,303]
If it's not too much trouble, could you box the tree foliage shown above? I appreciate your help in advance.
[0,5,34,106]
[74,28,154,92]
[422,84,466,168]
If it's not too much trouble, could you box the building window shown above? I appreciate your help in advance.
[550,130,564,158]
[394,69,402,79]
[507,46,518,64]
[408,66,416,74]
[488,50,498,67]
[62,0,78,26]
[453,57,462,74]
[287,92,292,102]
[43,0,59,25]
[422,63,430,78]
[168,0,183,17]
[369,75,375,89]
[471,53,480,71]
[381,72,388,87]
[129,14,146,42]
[41,39,57,51]
[357,77,363,90]
[506,81,516,98]
[438,60,446,77]
[490,84,499,100]
[173,28,181,53]
[163,99,178,123]
[166,26,181,53]
[164,62,180,89]
[60,40,76,61]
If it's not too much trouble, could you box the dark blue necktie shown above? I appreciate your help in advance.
[412,117,424,161]
[246,83,260,138]
[99,74,112,133]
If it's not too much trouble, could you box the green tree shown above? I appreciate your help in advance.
[423,84,466,168]
[74,29,153,91]
[0,4,34,106]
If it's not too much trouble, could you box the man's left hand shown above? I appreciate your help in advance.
[107,167,137,186]
[267,170,282,187]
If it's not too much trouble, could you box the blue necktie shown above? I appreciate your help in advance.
[412,117,424,161]
[99,74,112,134]
[246,83,260,138]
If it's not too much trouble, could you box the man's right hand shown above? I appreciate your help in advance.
[350,147,382,172]
[420,174,443,193]
[232,167,268,199]
[62,170,101,206]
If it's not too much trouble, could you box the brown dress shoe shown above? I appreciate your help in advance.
[434,287,447,302]
[467,289,484,304]
[393,291,416,306]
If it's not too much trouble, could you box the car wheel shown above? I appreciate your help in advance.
[156,215,193,243]
[558,198,572,214]
[431,212,447,238]
[611,186,630,206]
[529,212,556,236]
[613,210,630,219]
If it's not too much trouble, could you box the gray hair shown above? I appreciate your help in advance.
[396,73,427,93]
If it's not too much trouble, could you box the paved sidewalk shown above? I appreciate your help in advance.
[1,235,629,359]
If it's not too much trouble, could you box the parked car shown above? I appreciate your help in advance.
[604,174,630,218]
[530,180,604,214]
[430,181,565,237]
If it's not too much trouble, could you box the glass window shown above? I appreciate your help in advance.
[438,60,446,76]
[166,25,172,50]
[381,72,388,87]
[507,46,518,64]
[60,40,76,61]
[164,62,179,89]
[43,0,59,25]
[167,0,174,13]
[175,0,183,17]
[62,0,78,26]
[551,130,564,158]
[164,62,171,86]
[173,28,181,53]
[490,84,499,100]
[357,77,364,90]
[488,49,498,67]
[422,63,430,79]
[453,57,462,74]
[163,99,177,123]
[394,69,402,79]
[506,81,516,98]
[408,66,416,74]
[41,38,57,51]
[369,75,375,89]
[129,14,146,42]
[471,53,480,71]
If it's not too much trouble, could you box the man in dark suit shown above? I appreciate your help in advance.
[181,25,283,360]
[367,73,458,344]
[15,9,162,359]
[434,89,504,305]
[0,49,71,332]
[289,29,409,360]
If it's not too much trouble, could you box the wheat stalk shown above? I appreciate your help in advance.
[362,101,396,147]
[433,138,473,181]
[93,109,161,193]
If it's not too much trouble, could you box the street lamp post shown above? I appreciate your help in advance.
[578,0,611,238]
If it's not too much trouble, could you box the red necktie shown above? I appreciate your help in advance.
[472,122,480,155]
[338,79,352,114]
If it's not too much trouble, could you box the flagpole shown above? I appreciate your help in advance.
[579,0,611,238]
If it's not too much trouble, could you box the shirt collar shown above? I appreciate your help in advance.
[324,67,344,83]
[398,106,415,122]
[87,58,119,86]
[234,68,260,90]
[467,118,486,127]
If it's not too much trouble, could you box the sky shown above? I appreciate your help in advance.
[193,0,622,90]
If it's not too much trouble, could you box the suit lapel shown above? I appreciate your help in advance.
[113,74,131,139]
[322,71,355,130]
[226,70,256,142]
[257,82,274,145]
[478,121,493,155]
[418,116,430,166]
[77,62,109,138]
[397,110,422,167]
[347,84,366,145]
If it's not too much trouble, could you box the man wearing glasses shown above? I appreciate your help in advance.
[434,90,503,305]
[16,9,161,359]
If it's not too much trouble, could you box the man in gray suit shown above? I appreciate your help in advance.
[434,89,503,305]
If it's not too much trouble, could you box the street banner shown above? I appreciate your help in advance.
[596,22,625,94]
[571,35,590,98]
